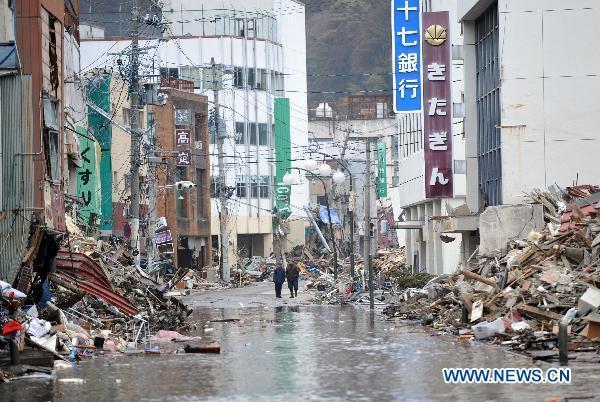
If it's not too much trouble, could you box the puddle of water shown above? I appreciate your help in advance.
[1,305,597,402]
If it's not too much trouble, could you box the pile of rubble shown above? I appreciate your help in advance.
[0,217,202,381]
[384,185,600,362]
[304,247,419,304]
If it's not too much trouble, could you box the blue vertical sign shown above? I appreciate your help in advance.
[392,0,422,112]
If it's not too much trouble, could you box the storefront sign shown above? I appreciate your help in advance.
[274,98,292,220]
[377,141,388,198]
[176,128,191,145]
[176,150,191,166]
[422,12,453,198]
[391,0,422,113]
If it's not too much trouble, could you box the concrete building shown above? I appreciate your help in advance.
[395,0,468,275]
[79,0,310,268]
[457,0,600,256]
[150,88,212,270]
[308,94,402,256]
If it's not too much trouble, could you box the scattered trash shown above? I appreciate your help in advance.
[183,344,221,354]
[384,185,600,361]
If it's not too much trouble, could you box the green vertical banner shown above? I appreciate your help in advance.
[274,98,292,219]
[377,140,388,198]
[76,127,102,226]
[87,74,113,232]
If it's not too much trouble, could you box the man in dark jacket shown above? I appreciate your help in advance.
[272,265,286,298]
[286,261,300,298]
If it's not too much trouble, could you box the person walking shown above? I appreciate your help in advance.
[273,265,285,298]
[286,261,300,298]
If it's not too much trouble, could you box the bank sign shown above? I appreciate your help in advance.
[422,11,453,198]
[392,0,422,113]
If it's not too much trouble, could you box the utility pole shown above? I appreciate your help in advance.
[348,173,356,279]
[363,140,374,310]
[212,58,230,282]
[146,115,157,269]
[129,0,142,264]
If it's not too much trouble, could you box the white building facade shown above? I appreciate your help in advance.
[456,0,600,256]
[80,0,310,265]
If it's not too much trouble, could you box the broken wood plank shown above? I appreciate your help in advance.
[518,304,563,321]
[461,268,497,288]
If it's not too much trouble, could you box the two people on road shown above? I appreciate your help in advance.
[273,265,286,298]
[286,261,300,298]
[272,260,300,299]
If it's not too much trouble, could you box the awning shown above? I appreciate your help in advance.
[0,43,18,71]
[51,251,138,316]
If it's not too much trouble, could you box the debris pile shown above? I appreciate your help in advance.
[303,247,415,304]
[384,186,600,362]
[0,216,202,382]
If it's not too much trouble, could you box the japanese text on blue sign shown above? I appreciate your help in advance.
[392,0,422,113]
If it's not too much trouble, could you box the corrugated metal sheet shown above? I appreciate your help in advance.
[0,74,35,283]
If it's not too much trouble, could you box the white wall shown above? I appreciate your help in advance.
[498,0,600,204]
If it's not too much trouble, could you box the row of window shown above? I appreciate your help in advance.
[160,67,285,92]
[233,68,284,92]
[235,122,270,145]
[210,176,271,199]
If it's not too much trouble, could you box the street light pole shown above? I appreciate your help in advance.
[285,167,339,281]
[347,171,356,279]
[364,140,374,310]
[308,153,356,279]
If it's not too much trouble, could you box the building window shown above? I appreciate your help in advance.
[235,122,244,144]
[160,67,178,79]
[258,123,268,146]
[194,113,204,142]
[398,112,423,159]
[196,169,204,218]
[247,68,255,89]
[250,176,259,198]
[249,123,257,145]
[259,176,270,198]
[255,69,267,90]
[236,176,247,198]
[234,67,244,89]
[210,176,218,198]
[180,66,201,88]
[476,2,502,206]
[271,71,284,93]
[42,98,60,182]
[376,102,388,119]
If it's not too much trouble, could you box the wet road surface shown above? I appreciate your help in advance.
[2,283,598,401]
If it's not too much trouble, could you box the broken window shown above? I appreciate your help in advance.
[48,15,59,92]
[43,98,60,182]
[175,109,191,125]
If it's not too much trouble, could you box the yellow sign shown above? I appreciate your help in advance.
[425,24,447,46]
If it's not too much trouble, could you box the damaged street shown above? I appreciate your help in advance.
[2,283,599,402]
[3,0,600,400]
